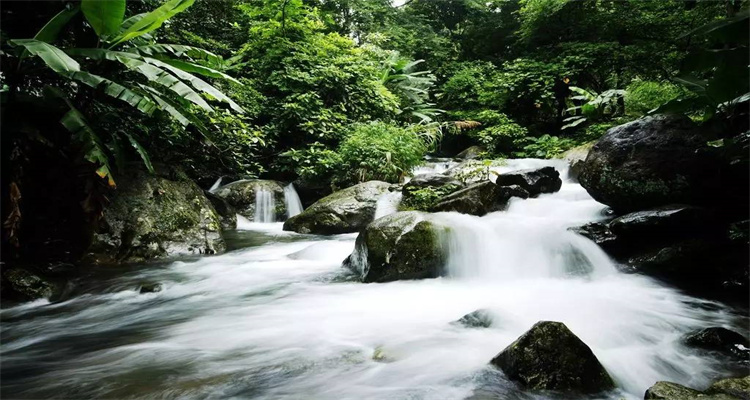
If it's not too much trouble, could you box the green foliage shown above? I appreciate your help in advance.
[401,184,460,211]
[279,143,343,185]
[563,86,625,129]
[472,113,528,156]
[625,81,687,116]
[337,121,426,184]
[516,134,575,159]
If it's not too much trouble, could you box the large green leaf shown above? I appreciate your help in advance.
[155,58,241,85]
[82,0,126,37]
[59,102,116,186]
[10,39,81,74]
[138,84,191,126]
[108,0,195,46]
[125,133,154,173]
[33,5,80,43]
[130,44,224,68]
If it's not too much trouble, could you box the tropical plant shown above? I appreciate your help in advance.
[6,0,242,185]
[380,54,443,123]
[517,134,574,159]
[625,80,687,116]
[562,86,625,130]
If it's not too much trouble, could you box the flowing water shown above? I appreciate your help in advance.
[253,189,276,223]
[1,159,746,400]
[209,177,223,193]
[374,191,403,220]
[283,184,304,219]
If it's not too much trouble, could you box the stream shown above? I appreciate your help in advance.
[1,159,746,400]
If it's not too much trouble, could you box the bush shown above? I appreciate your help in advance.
[279,143,343,185]
[516,134,575,159]
[337,122,426,184]
[467,111,528,155]
[625,80,686,116]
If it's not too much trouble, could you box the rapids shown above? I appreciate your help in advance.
[1,159,745,400]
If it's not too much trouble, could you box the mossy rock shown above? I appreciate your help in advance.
[283,181,393,234]
[431,181,503,216]
[490,321,615,394]
[213,179,286,221]
[86,166,225,264]
[645,381,740,400]
[707,376,750,399]
[0,268,57,302]
[346,211,447,282]
[579,114,721,213]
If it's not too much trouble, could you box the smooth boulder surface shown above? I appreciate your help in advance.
[609,205,715,238]
[490,321,615,394]
[683,327,749,361]
[346,211,446,282]
[86,167,225,264]
[495,166,562,197]
[284,181,393,234]
[431,181,504,216]
[213,179,286,220]
[579,114,719,213]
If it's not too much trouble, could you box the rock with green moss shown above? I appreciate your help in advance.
[707,376,750,399]
[645,381,740,400]
[456,145,486,159]
[213,179,286,221]
[283,181,393,234]
[205,191,238,230]
[580,114,720,213]
[431,181,504,216]
[0,268,57,302]
[345,211,447,282]
[490,321,615,394]
[86,166,225,264]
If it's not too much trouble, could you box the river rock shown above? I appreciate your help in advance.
[495,166,562,197]
[453,309,494,328]
[205,191,237,230]
[609,205,716,239]
[683,327,750,361]
[404,173,462,191]
[560,142,594,181]
[645,381,740,400]
[213,179,286,221]
[707,376,750,399]
[346,211,446,282]
[431,181,503,216]
[139,283,163,294]
[86,167,225,264]
[569,222,623,256]
[579,114,720,213]
[284,181,393,234]
[0,268,56,302]
[490,321,615,393]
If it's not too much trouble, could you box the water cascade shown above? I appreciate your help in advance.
[208,177,223,193]
[374,191,403,220]
[1,159,743,400]
[253,188,276,223]
[283,184,304,219]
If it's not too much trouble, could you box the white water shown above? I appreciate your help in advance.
[208,177,223,193]
[284,184,304,219]
[254,188,276,223]
[374,191,403,220]
[1,159,745,400]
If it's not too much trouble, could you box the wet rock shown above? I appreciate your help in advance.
[707,376,750,399]
[569,222,622,255]
[490,321,615,394]
[1,268,56,302]
[404,173,462,191]
[284,181,393,234]
[456,145,485,160]
[454,309,494,328]
[560,142,594,181]
[683,327,749,361]
[431,181,503,216]
[579,114,720,213]
[213,179,286,221]
[645,381,740,400]
[497,185,530,202]
[445,159,507,185]
[139,283,163,294]
[609,205,716,239]
[205,191,237,230]
[347,211,446,282]
[86,167,225,264]
[495,166,562,197]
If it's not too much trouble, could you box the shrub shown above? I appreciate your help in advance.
[625,80,686,116]
[470,112,528,155]
[517,134,575,159]
[337,122,426,184]
[279,143,343,185]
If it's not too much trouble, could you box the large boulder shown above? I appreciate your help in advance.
[205,191,237,230]
[645,380,743,400]
[707,376,750,399]
[85,167,225,264]
[283,181,393,234]
[490,321,615,394]
[495,166,562,197]
[609,205,716,239]
[213,179,286,221]
[345,211,447,282]
[683,327,749,361]
[456,145,486,160]
[579,114,720,213]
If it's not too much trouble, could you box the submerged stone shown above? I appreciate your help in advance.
[490,321,615,394]
[139,283,163,294]
[453,309,494,328]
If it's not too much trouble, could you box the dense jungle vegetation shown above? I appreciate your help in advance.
[1,0,748,262]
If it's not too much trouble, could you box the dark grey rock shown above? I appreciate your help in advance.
[495,166,562,196]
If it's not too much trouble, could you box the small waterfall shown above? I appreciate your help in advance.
[374,191,402,220]
[208,177,223,193]
[283,184,304,218]
[254,188,276,223]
